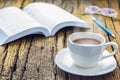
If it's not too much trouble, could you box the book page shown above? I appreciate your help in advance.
[23,2,89,33]
[0,7,47,37]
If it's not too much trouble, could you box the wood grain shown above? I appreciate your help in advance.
[0,0,120,80]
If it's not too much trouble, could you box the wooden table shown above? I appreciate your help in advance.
[0,0,120,80]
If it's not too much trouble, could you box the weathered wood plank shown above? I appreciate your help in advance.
[2,41,21,80]
[108,0,120,66]
[93,0,120,80]
[55,1,78,80]
[106,0,120,80]
[78,0,95,32]
[21,1,56,80]
[35,0,46,2]
[46,0,53,3]
[0,1,8,78]
[92,0,110,36]
[0,0,5,8]
[12,36,33,80]
[108,0,120,20]
[23,36,56,80]
[22,0,34,9]
[0,0,119,80]
[72,0,104,80]
[3,0,23,8]
[53,1,68,80]
[53,0,65,8]
[0,0,30,80]
[63,0,77,48]
[64,0,102,80]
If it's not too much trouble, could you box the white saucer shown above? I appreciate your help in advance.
[55,48,117,76]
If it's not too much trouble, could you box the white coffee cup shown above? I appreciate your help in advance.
[69,32,118,68]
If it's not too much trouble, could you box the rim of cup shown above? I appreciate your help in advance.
[69,32,106,47]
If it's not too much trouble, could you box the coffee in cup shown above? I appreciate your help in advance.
[73,38,101,45]
[69,32,118,68]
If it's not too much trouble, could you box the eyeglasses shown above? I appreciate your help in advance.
[85,6,118,18]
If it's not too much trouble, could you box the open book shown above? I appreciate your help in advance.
[0,2,89,45]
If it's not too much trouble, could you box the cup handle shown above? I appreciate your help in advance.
[102,42,118,59]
